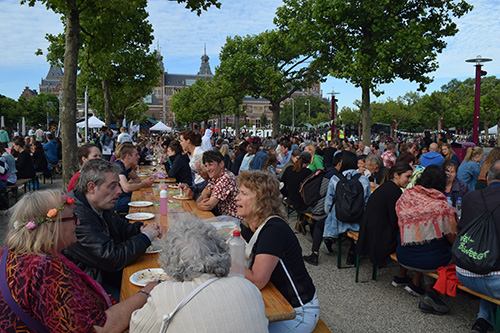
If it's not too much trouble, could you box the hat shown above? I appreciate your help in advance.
[299,151,312,164]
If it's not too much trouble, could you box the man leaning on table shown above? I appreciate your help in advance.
[63,159,162,301]
[114,142,154,214]
[196,150,239,218]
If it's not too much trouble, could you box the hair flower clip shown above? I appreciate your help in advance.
[14,195,76,231]
[26,221,37,230]
[47,209,58,218]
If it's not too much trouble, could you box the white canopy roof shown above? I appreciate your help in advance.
[77,116,105,128]
[481,124,498,134]
[150,121,172,132]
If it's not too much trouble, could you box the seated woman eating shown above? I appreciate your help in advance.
[0,189,157,332]
[396,165,458,315]
[130,216,268,332]
[163,139,193,185]
[237,170,319,332]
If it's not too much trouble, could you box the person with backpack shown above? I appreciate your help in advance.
[280,152,312,214]
[455,160,500,332]
[321,151,370,265]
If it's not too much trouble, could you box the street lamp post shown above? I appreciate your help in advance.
[291,98,295,132]
[466,55,492,146]
[328,90,339,140]
[305,99,311,122]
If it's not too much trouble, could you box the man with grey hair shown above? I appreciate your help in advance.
[419,142,445,167]
[365,154,388,188]
[64,159,161,300]
[250,138,277,170]
[456,159,500,332]
[129,217,268,332]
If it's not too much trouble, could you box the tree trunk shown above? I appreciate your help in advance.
[271,101,281,137]
[497,117,500,147]
[235,112,240,138]
[61,4,80,190]
[102,79,112,127]
[361,85,371,145]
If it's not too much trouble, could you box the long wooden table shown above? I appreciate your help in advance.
[120,184,296,322]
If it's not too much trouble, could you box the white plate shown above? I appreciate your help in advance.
[136,173,149,177]
[125,213,155,220]
[168,184,179,189]
[128,201,154,207]
[146,240,162,254]
[129,268,168,287]
[173,195,190,200]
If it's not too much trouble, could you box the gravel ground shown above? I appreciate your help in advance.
[0,178,479,332]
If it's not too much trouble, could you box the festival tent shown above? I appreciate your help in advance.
[76,116,105,128]
[481,124,498,134]
[150,121,172,132]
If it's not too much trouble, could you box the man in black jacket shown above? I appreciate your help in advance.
[63,159,161,300]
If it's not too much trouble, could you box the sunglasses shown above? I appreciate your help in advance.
[61,215,78,224]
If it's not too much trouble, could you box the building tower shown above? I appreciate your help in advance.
[197,43,213,76]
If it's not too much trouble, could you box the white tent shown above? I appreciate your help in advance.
[77,116,105,128]
[150,121,172,132]
[481,124,498,135]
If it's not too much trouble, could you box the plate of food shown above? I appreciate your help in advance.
[129,268,168,287]
[173,195,190,200]
[125,213,155,221]
[128,201,154,207]
[168,184,179,189]
[136,173,149,177]
[145,240,162,254]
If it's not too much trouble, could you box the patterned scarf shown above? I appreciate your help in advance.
[396,185,457,245]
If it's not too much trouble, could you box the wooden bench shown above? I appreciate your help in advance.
[6,178,33,203]
[312,318,331,333]
[389,253,500,330]
[344,231,379,282]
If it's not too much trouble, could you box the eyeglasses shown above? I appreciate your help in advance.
[61,215,78,224]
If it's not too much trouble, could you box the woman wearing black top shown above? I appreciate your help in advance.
[164,140,193,185]
[31,141,51,178]
[236,170,318,332]
[231,141,249,176]
[280,151,312,213]
[12,138,35,179]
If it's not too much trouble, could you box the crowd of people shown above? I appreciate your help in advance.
[0,125,500,332]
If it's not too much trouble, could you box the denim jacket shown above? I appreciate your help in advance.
[323,169,371,238]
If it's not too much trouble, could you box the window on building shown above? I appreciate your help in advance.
[255,119,261,128]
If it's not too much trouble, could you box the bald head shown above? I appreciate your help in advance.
[429,143,439,152]
[487,160,500,183]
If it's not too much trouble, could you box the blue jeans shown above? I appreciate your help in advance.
[269,293,319,332]
[114,196,131,214]
[456,271,500,325]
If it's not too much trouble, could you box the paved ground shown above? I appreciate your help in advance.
[0,177,479,332]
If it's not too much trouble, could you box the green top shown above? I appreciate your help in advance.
[0,129,9,143]
[309,154,324,172]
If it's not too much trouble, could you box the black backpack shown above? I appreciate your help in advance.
[333,172,365,223]
[299,169,325,207]
[451,191,500,274]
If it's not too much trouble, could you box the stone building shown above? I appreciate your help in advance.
[147,47,322,129]
[39,65,63,97]
[20,87,38,100]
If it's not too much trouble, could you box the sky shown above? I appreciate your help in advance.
[1,0,500,111]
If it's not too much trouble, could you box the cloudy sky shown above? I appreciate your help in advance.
[1,0,499,111]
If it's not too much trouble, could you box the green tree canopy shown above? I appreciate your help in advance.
[275,0,473,144]
[219,29,324,135]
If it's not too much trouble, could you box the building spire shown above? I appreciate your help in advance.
[198,43,213,76]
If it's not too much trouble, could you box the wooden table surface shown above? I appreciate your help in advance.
[121,182,296,322]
